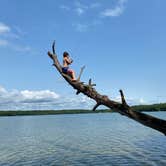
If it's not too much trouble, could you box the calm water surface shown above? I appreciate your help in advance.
[0,112,166,166]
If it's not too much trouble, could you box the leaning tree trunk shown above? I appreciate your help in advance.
[47,42,166,136]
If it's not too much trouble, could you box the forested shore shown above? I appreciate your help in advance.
[0,103,165,116]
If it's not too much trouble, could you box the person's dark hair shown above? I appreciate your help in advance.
[63,51,69,57]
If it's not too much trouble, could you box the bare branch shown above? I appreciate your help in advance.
[92,103,101,111]
[89,79,92,85]
[119,89,128,106]
[52,40,55,54]
[76,90,81,95]
[88,79,96,87]
[48,51,62,73]
[77,66,85,81]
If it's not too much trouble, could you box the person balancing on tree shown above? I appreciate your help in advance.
[62,51,76,81]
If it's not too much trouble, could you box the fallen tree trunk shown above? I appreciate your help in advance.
[47,42,166,136]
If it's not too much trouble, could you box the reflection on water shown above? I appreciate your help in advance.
[0,112,166,166]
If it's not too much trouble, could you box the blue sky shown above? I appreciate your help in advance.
[0,0,166,110]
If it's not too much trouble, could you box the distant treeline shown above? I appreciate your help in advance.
[0,109,111,116]
[132,103,166,112]
[0,103,166,116]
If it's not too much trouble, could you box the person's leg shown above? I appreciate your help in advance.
[71,71,76,80]
[68,69,76,80]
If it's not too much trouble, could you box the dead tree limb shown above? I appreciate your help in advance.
[47,43,166,136]
[92,103,101,111]
[77,66,85,82]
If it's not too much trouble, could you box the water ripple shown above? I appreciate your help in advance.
[0,113,166,165]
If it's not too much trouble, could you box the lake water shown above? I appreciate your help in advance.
[0,112,166,166]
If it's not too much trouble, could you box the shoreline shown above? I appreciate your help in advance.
[0,103,166,117]
[0,109,166,117]
[0,109,112,117]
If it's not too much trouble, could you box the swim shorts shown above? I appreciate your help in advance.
[62,67,69,74]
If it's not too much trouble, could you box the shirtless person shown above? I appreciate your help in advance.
[62,51,76,81]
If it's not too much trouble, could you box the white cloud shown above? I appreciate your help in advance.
[60,1,128,32]
[73,2,101,16]
[0,85,161,111]
[60,1,101,16]
[60,2,87,16]
[74,1,88,16]
[0,22,31,52]
[21,90,59,101]
[61,1,127,18]
[0,22,10,34]
[101,6,124,17]
[101,0,127,17]
[0,85,95,110]
[0,86,7,94]
[0,86,59,104]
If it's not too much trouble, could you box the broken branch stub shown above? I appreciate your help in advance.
[77,66,85,81]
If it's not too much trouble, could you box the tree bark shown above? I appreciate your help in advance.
[47,43,166,136]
